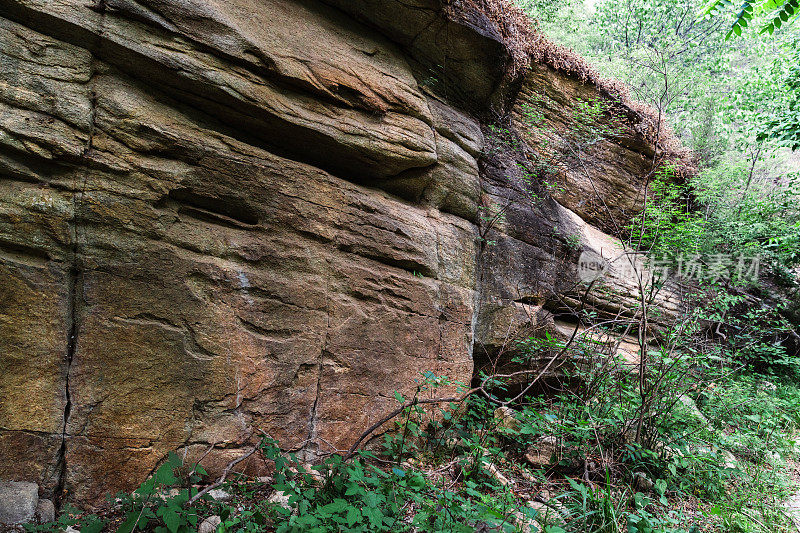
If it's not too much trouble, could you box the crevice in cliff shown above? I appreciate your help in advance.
[0,144,72,185]
[0,238,53,268]
[469,114,535,385]
[303,256,332,461]
[469,160,493,378]
[156,189,261,229]
[304,349,325,460]
[54,266,81,507]
[54,40,101,505]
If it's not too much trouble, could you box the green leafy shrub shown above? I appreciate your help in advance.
[112,452,216,533]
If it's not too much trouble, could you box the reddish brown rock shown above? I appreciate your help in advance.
[0,0,685,507]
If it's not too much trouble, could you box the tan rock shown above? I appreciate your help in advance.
[0,481,38,525]
[3,0,437,178]
[35,498,55,525]
[493,406,521,432]
[0,0,685,509]
[524,436,558,467]
[198,515,221,533]
[514,63,656,233]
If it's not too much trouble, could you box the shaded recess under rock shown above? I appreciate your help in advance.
[0,0,688,507]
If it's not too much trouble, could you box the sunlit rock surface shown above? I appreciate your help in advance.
[0,0,684,505]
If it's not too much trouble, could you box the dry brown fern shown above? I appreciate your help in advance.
[443,0,697,177]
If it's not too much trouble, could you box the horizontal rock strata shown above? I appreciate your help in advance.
[0,0,687,506]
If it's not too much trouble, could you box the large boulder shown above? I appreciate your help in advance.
[0,0,686,506]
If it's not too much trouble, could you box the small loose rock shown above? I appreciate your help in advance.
[208,488,232,502]
[198,515,221,533]
[493,406,521,432]
[524,436,558,467]
[268,490,291,510]
[632,471,654,492]
[35,498,55,524]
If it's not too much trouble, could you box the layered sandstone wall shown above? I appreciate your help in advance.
[0,0,686,507]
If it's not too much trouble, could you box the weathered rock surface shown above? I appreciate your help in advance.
[0,481,38,525]
[524,436,558,467]
[35,498,55,525]
[0,0,686,507]
[198,515,222,533]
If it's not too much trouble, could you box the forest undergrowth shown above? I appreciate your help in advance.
[26,351,800,533]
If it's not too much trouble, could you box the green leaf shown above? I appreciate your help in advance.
[158,506,183,533]
[319,499,348,517]
[167,451,182,469]
[118,512,139,533]
[345,483,363,496]
[363,506,384,528]
[346,507,362,526]
[82,517,106,533]
[155,462,177,486]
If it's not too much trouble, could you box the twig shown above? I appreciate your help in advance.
[343,389,479,460]
[187,443,260,505]
[187,441,217,481]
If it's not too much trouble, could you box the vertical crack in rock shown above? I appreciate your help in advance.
[470,234,484,366]
[470,153,490,374]
[305,356,324,461]
[55,49,101,506]
[304,258,331,461]
[55,267,82,508]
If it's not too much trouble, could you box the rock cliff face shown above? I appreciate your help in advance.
[0,0,686,506]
